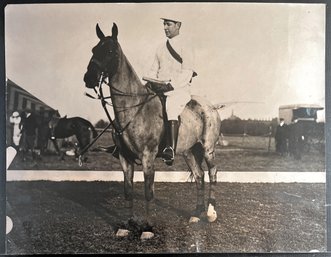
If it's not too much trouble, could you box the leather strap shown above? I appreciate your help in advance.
[166,40,197,77]
[166,40,182,63]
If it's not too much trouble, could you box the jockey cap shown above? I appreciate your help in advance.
[161,16,182,24]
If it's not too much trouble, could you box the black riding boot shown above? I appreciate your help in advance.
[162,120,179,165]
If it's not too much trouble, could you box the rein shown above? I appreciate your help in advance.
[79,73,157,165]
[98,73,157,131]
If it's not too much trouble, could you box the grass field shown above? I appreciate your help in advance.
[6,133,326,254]
[6,181,326,254]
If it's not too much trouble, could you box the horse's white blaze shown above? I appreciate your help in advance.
[207,203,217,223]
[189,217,200,223]
[140,231,154,240]
[115,229,130,238]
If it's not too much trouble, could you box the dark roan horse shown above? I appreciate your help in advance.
[84,23,221,238]
[47,115,98,158]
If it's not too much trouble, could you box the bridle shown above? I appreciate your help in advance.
[79,59,158,165]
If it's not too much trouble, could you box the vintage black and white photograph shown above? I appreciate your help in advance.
[4,2,326,254]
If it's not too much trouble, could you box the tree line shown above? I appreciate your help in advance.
[94,117,324,138]
[220,118,278,136]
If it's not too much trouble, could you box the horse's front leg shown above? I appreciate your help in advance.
[51,139,64,160]
[134,149,158,240]
[115,154,135,238]
[142,150,157,217]
[119,154,134,212]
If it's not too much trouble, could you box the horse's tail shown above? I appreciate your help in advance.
[90,125,98,138]
[76,117,98,138]
[86,120,98,138]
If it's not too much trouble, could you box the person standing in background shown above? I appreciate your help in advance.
[9,111,22,150]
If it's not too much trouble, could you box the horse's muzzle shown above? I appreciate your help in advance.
[84,71,98,89]
[84,72,92,87]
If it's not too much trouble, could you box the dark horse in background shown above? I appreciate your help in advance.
[46,115,98,159]
[84,23,221,239]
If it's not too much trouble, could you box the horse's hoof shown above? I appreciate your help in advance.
[207,203,217,223]
[115,229,130,238]
[140,231,154,240]
[189,216,200,223]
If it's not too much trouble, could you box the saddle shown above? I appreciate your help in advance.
[144,79,174,94]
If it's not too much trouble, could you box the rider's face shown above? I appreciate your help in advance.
[163,21,180,39]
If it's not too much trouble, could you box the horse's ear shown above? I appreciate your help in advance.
[112,23,118,40]
[96,23,105,39]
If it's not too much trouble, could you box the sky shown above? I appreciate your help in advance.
[5,3,326,124]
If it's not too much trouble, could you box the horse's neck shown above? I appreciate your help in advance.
[112,52,143,94]
[110,51,147,124]
[51,117,61,127]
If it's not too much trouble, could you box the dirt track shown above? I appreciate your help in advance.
[6,181,326,254]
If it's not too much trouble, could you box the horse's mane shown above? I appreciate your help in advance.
[116,43,144,90]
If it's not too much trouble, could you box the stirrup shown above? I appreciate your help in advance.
[162,146,174,165]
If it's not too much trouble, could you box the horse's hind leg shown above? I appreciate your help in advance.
[76,130,90,161]
[203,145,218,222]
[184,146,205,222]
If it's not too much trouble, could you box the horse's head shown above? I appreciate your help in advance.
[84,23,120,89]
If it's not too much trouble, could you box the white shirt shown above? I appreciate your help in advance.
[148,34,195,90]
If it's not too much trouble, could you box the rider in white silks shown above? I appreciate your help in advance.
[146,16,196,164]
[9,111,22,149]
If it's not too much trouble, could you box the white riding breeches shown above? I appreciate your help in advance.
[165,86,191,120]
